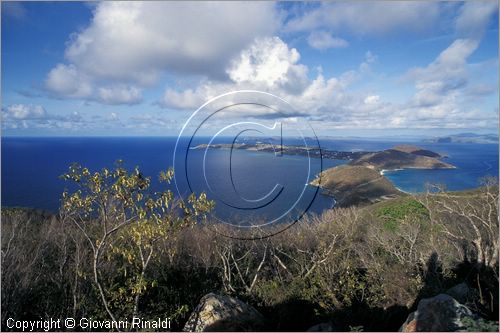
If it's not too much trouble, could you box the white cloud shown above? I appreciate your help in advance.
[160,86,218,110]
[3,104,47,120]
[285,2,441,35]
[393,37,498,129]
[45,64,143,105]
[159,34,497,130]
[98,85,142,105]
[44,1,281,104]
[159,37,314,110]
[364,95,380,105]
[408,39,479,108]
[1,104,126,132]
[35,1,496,131]
[455,1,498,38]
[227,37,309,93]
[45,64,93,99]
[307,31,348,50]
[159,36,381,123]
[2,104,78,130]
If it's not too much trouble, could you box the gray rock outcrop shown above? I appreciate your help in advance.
[399,293,496,332]
[183,293,266,332]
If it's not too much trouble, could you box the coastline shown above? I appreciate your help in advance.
[378,169,414,194]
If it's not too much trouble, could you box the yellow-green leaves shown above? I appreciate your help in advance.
[159,168,174,184]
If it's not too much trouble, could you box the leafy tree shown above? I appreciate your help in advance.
[60,161,214,323]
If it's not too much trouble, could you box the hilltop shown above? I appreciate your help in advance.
[349,146,454,171]
[391,144,442,157]
[310,165,402,207]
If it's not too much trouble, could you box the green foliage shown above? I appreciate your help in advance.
[462,317,499,332]
[375,199,429,232]
[2,173,498,332]
[59,161,215,321]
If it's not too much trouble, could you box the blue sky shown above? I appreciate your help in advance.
[2,1,498,137]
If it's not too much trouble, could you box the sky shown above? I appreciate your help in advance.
[1,1,499,137]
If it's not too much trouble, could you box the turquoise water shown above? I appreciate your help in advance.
[382,143,499,192]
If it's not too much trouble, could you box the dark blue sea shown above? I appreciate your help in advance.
[2,137,498,224]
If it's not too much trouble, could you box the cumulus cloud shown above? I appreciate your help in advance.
[34,1,496,131]
[97,85,143,105]
[159,37,313,110]
[159,36,382,123]
[160,86,218,110]
[307,31,348,50]
[1,104,84,130]
[44,1,281,104]
[45,64,142,105]
[227,37,310,92]
[1,104,128,132]
[2,104,47,120]
[159,33,497,130]
[45,64,93,99]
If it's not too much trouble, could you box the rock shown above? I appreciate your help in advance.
[399,294,476,332]
[306,321,336,332]
[183,293,266,332]
[445,282,478,304]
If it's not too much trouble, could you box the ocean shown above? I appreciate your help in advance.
[2,137,498,224]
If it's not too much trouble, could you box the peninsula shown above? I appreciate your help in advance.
[309,144,456,206]
[310,165,402,207]
[195,143,455,171]
[193,143,368,160]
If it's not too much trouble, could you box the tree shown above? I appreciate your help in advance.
[60,161,214,324]
[416,178,499,267]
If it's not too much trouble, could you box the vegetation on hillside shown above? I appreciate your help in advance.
[350,148,455,171]
[1,163,498,331]
[310,165,402,207]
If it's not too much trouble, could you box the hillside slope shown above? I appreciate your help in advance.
[350,148,454,171]
[391,144,442,158]
[310,165,403,207]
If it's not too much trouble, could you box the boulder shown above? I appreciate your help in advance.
[400,294,476,332]
[445,282,478,304]
[183,293,266,332]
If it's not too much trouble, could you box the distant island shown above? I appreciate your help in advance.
[426,133,499,144]
[195,143,455,171]
[349,144,455,171]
